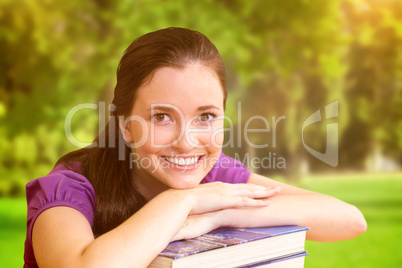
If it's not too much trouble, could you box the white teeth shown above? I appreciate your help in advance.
[164,156,200,166]
[185,158,191,165]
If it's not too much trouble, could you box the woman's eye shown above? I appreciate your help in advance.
[152,113,169,122]
[199,113,215,122]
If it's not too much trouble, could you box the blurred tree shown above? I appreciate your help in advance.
[220,0,347,179]
[0,0,401,195]
[0,0,248,195]
[340,0,402,169]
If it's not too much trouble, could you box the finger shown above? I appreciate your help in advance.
[223,185,279,199]
[230,196,271,208]
[221,183,266,189]
[195,183,268,198]
[191,193,271,214]
[251,186,281,199]
[266,186,281,196]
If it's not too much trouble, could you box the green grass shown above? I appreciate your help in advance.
[301,173,402,268]
[0,197,27,268]
[0,173,401,267]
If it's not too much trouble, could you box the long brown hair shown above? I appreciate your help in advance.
[56,27,227,236]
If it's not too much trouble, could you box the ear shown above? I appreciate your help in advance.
[118,116,134,143]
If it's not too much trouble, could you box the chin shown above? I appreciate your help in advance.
[167,175,203,190]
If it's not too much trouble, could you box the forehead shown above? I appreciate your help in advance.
[134,65,224,111]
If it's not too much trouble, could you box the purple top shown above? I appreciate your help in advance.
[24,152,251,267]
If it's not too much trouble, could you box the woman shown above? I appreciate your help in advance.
[24,27,366,268]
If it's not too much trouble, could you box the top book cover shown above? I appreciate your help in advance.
[159,225,309,259]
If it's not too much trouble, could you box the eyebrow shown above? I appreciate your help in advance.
[147,105,220,112]
[147,106,177,112]
[197,105,220,111]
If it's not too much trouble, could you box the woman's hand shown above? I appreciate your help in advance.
[168,182,281,241]
[171,212,222,241]
[178,182,281,215]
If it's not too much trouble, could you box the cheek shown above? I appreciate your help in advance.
[209,122,224,149]
[194,124,224,151]
[207,133,223,152]
[213,132,224,148]
[129,120,149,145]
[142,125,178,149]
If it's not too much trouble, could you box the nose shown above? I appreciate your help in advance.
[172,122,202,153]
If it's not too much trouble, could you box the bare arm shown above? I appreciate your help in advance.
[174,173,367,243]
[219,173,367,242]
[32,182,273,268]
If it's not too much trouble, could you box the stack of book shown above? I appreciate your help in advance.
[148,225,309,268]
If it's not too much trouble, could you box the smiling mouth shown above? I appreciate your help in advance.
[161,155,203,166]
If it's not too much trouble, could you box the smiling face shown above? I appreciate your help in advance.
[121,64,225,197]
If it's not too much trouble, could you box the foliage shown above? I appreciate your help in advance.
[0,0,401,195]
[340,0,402,168]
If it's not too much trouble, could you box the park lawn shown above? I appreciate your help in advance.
[0,173,401,267]
[0,197,27,268]
[301,173,402,268]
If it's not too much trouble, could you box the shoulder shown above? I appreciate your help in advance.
[24,163,96,267]
[26,163,96,236]
[201,152,251,184]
